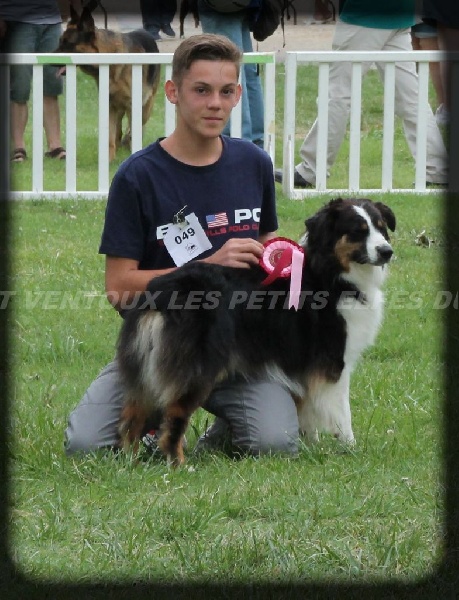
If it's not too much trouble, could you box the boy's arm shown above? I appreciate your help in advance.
[105,236,275,310]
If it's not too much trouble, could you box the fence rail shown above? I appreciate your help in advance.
[4,49,449,200]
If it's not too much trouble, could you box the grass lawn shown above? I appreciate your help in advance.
[8,191,444,585]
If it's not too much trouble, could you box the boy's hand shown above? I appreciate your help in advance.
[203,238,265,269]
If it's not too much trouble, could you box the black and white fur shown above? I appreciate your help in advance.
[117,197,396,466]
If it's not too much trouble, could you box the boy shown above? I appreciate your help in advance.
[65,34,299,457]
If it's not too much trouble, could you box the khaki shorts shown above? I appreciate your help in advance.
[5,21,63,102]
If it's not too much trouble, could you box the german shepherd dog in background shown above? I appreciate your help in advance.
[57,4,160,161]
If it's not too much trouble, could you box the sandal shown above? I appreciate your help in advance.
[11,148,27,163]
[45,146,66,160]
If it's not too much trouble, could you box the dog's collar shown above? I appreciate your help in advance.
[259,237,304,310]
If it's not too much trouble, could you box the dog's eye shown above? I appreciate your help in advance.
[345,222,368,241]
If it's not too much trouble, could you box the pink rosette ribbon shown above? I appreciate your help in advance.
[259,237,305,310]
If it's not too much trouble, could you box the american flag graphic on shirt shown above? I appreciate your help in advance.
[206,212,229,228]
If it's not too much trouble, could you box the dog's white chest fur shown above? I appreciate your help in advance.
[339,263,387,369]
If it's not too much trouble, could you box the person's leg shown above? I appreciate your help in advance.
[43,96,66,157]
[418,35,445,108]
[199,377,299,456]
[64,360,126,454]
[198,2,254,141]
[437,24,458,117]
[5,22,35,156]
[296,21,372,184]
[10,101,28,157]
[159,0,177,36]
[241,19,265,145]
[380,28,448,184]
[40,23,65,156]
[139,0,162,39]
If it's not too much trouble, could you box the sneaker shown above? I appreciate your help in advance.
[274,168,313,188]
[194,418,232,454]
[426,181,448,188]
[413,181,448,188]
[141,429,162,457]
[161,23,176,38]
[435,104,449,127]
[148,31,162,41]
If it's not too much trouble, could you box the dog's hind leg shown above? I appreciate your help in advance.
[108,108,121,161]
[119,398,149,454]
[159,389,208,467]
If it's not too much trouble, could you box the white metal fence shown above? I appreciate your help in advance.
[282,49,447,198]
[5,51,276,200]
[5,49,447,200]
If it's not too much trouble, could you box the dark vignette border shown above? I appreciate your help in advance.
[0,1,458,598]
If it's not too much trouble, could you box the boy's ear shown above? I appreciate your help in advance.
[164,79,178,105]
[234,82,242,106]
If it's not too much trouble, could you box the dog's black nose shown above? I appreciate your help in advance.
[376,245,393,263]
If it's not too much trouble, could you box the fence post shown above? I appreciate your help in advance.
[65,65,77,193]
[32,64,44,193]
[381,62,396,191]
[349,62,362,191]
[98,64,110,194]
[282,52,297,198]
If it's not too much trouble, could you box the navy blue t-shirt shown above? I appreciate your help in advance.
[99,136,278,270]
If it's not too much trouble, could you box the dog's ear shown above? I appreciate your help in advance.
[374,202,396,232]
[305,198,345,232]
[305,198,345,241]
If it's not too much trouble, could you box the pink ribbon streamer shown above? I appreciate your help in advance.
[288,248,304,310]
[260,241,304,311]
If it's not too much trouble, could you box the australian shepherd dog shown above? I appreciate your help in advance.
[56,3,160,161]
[117,197,396,466]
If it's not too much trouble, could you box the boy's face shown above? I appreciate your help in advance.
[166,59,242,138]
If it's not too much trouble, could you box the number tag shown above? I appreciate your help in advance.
[163,213,212,267]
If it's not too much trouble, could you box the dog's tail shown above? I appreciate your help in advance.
[126,29,161,88]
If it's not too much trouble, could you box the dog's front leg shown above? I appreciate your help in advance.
[298,370,355,445]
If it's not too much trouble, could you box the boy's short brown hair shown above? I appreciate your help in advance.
[171,33,242,86]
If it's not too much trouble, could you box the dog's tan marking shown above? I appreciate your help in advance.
[334,235,361,272]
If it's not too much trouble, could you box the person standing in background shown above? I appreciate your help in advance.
[422,0,459,133]
[139,0,177,41]
[411,4,448,127]
[0,0,80,162]
[275,0,448,188]
[197,0,265,148]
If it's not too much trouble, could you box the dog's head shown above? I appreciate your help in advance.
[56,5,98,54]
[304,198,396,272]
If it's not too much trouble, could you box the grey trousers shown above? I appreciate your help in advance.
[64,359,299,456]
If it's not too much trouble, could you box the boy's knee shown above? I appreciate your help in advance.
[64,424,101,456]
[233,424,299,457]
[206,379,300,457]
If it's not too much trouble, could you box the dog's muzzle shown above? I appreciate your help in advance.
[375,244,393,265]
